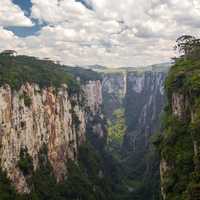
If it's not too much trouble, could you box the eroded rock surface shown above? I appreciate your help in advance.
[0,80,103,193]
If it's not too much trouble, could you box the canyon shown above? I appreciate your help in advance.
[0,55,170,200]
[0,52,199,200]
[102,66,169,199]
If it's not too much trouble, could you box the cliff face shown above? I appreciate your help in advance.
[159,59,200,200]
[102,73,127,120]
[0,80,103,193]
[159,93,193,200]
[103,70,166,152]
[124,71,166,152]
[84,80,102,115]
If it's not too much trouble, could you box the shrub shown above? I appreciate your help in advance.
[18,147,33,176]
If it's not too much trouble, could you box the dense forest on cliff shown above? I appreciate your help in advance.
[0,52,101,92]
[156,35,200,200]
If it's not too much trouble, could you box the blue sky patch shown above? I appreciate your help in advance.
[76,0,94,10]
[12,0,32,16]
[7,24,43,37]
[9,0,43,37]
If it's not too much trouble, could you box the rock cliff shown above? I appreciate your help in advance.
[102,69,167,152]
[159,92,193,200]
[124,71,166,152]
[0,80,103,193]
[159,58,200,200]
[102,72,127,120]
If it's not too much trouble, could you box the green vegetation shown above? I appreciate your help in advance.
[175,35,200,60]
[0,53,101,94]
[158,113,194,199]
[0,54,77,92]
[157,35,200,200]
[165,58,200,102]
[117,140,161,200]
[18,147,34,176]
[0,142,119,200]
[19,93,32,107]
[105,106,161,200]
[0,170,19,200]
[27,145,61,200]
[29,143,117,200]
[107,108,126,158]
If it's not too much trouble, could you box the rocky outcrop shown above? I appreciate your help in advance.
[0,80,103,193]
[160,158,171,200]
[83,80,103,115]
[84,80,106,144]
[102,72,127,120]
[171,92,191,121]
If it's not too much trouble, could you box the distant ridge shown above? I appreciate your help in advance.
[76,64,107,70]
[78,62,172,73]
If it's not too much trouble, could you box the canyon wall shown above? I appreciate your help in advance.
[159,59,200,200]
[159,92,194,200]
[124,71,166,152]
[102,72,127,120]
[0,80,103,193]
[102,70,167,152]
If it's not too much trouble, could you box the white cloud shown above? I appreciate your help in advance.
[31,0,91,25]
[0,0,33,27]
[0,0,200,67]
[0,27,25,50]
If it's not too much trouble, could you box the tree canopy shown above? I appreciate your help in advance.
[175,35,200,59]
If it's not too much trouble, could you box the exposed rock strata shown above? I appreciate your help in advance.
[0,80,103,193]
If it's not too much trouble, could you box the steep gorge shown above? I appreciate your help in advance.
[1,51,199,200]
[0,56,170,199]
[102,66,169,199]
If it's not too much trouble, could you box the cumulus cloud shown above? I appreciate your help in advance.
[0,0,200,67]
[0,27,27,52]
[0,0,33,27]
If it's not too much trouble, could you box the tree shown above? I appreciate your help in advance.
[175,35,200,59]
[107,108,126,158]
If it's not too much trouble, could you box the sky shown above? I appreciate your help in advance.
[0,0,200,67]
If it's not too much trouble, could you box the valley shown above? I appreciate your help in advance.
[0,35,200,200]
